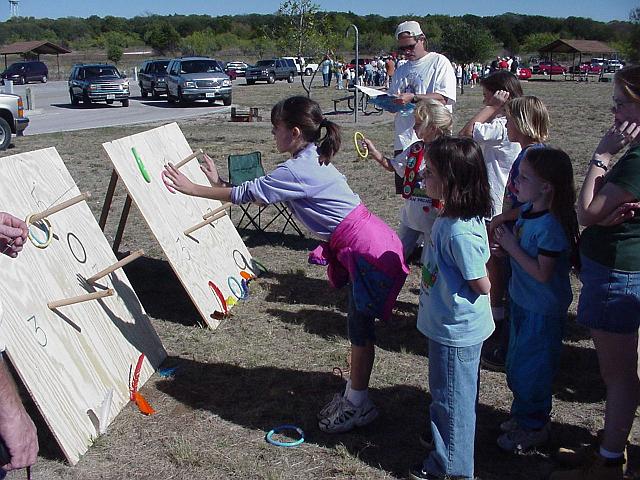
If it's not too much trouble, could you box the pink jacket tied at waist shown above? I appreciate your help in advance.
[309,204,409,321]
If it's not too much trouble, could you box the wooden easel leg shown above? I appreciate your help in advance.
[99,170,119,230]
[112,195,132,253]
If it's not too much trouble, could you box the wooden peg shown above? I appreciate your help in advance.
[87,249,144,284]
[184,211,225,236]
[202,202,232,220]
[48,289,114,310]
[174,149,204,169]
[31,192,91,223]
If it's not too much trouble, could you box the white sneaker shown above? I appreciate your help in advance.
[318,396,378,433]
[317,392,343,420]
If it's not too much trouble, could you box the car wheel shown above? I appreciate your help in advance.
[151,87,160,99]
[287,73,294,83]
[122,99,129,107]
[167,93,176,104]
[267,73,275,84]
[305,68,312,76]
[223,96,232,106]
[41,75,47,83]
[0,117,11,150]
[140,85,148,98]
[246,79,255,85]
[177,87,184,103]
[70,90,79,106]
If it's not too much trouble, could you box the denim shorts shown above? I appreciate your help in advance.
[347,288,376,346]
[577,254,640,334]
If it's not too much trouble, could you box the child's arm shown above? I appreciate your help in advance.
[494,224,556,283]
[363,138,394,172]
[467,276,491,295]
[163,163,232,202]
[458,90,509,137]
[577,121,640,226]
[488,207,519,239]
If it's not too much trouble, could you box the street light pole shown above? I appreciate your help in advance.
[346,24,359,123]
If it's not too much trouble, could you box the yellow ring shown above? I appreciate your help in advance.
[25,214,53,249]
[354,132,368,158]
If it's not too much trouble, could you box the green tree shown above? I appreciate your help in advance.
[441,19,496,63]
[106,43,123,64]
[629,7,640,62]
[144,21,181,54]
[275,0,332,56]
[180,29,220,56]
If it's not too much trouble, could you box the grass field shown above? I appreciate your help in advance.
[2,76,638,480]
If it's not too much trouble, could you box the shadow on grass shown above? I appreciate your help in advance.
[554,342,604,404]
[156,356,592,479]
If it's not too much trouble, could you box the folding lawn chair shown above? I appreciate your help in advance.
[227,151,304,239]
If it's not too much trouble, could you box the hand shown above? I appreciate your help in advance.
[487,90,509,109]
[162,163,198,196]
[488,213,505,241]
[595,121,640,157]
[393,92,414,105]
[0,212,28,258]
[494,224,518,253]
[489,241,507,257]
[199,153,222,187]
[0,404,38,471]
[363,138,381,162]
[598,202,640,227]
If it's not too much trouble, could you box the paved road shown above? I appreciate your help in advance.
[7,81,230,135]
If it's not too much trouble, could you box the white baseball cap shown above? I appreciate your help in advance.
[395,20,423,39]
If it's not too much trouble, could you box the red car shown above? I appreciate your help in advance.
[533,61,566,75]
[516,67,532,80]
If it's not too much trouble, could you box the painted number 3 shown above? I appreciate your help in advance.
[26,315,47,347]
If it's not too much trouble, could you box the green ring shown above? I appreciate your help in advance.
[132,147,151,183]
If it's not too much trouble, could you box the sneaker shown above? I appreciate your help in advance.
[497,424,550,453]
[499,417,519,433]
[318,396,378,433]
[480,346,506,372]
[549,453,625,480]
[317,392,343,420]
[408,465,439,480]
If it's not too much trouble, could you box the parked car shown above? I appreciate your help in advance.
[245,59,297,85]
[281,56,319,76]
[606,59,624,72]
[226,61,248,77]
[532,61,566,75]
[0,92,28,150]
[68,64,130,107]
[516,67,532,80]
[165,57,232,106]
[138,59,169,98]
[1,61,48,85]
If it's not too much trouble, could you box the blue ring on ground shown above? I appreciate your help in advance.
[228,276,247,300]
[265,425,305,447]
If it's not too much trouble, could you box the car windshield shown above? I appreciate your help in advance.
[255,60,275,67]
[83,67,119,78]
[180,60,222,74]
[152,62,169,73]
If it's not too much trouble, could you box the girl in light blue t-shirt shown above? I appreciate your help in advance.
[410,137,493,480]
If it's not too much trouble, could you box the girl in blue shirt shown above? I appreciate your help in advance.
[410,137,493,480]
[492,147,579,453]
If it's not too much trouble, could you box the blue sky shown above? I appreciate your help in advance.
[4,0,635,22]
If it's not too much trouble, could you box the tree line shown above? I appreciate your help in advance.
[0,4,636,64]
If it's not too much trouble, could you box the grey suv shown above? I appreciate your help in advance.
[68,64,130,107]
[245,59,297,85]
[165,57,232,106]
[139,59,169,98]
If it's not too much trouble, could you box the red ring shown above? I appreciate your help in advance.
[208,280,228,314]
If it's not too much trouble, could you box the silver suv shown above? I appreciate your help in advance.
[166,57,232,106]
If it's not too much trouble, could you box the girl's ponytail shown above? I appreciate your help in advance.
[317,118,341,165]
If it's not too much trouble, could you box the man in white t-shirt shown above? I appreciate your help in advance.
[390,20,456,155]
[0,212,38,476]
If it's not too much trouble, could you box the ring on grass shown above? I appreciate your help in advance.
[228,276,247,300]
[354,131,368,158]
[132,147,151,183]
[25,214,53,249]
[265,425,305,447]
[250,258,268,276]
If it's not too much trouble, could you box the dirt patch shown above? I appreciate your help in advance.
[2,78,637,480]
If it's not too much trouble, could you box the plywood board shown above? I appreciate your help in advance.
[102,123,255,329]
[0,147,166,465]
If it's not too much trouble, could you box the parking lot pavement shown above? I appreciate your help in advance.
[6,81,230,135]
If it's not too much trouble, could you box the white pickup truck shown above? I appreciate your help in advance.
[282,57,319,76]
[0,92,28,150]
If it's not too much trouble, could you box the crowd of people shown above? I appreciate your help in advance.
[1,17,638,480]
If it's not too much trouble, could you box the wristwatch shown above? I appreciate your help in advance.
[591,158,608,171]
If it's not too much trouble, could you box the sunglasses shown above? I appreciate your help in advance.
[397,42,419,53]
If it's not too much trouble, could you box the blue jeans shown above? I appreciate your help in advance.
[422,339,481,479]
[506,300,565,430]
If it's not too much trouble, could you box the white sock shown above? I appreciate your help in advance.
[491,306,505,322]
[600,447,624,459]
[346,387,368,407]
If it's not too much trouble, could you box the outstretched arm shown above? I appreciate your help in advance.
[363,138,394,172]
[162,163,232,202]
[0,213,28,259]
